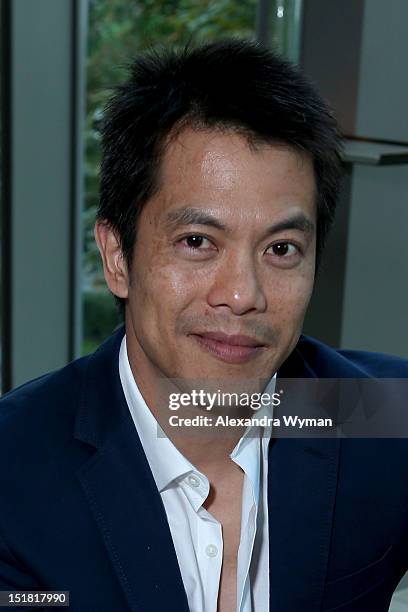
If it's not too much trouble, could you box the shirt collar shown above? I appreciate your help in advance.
[119,335,195,492]
[119,335,275,494]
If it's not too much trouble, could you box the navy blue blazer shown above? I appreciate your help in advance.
[0,325,407,611]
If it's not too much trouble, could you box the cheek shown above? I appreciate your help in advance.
[266,270,314,323]
[130,243,205,318]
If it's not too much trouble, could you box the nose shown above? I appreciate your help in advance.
[206,249,267,315]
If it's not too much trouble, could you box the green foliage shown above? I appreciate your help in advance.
[82,290,124,354]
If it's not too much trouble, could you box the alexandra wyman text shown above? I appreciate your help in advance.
[168,415,333,428]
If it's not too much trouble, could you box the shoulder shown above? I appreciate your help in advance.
[297,335,408,378]
[0,354,91,456]
[0,324,125,423]
[0,353,90,414]
[0,325,125,459]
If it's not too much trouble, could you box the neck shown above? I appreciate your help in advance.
[125,320,245,468]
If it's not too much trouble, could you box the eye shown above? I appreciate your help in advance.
[185,235,208,249]
[266,241,299,257]
[177,234,216,252]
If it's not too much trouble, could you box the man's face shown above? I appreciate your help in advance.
[121,128,316,382]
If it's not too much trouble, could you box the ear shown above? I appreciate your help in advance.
[94,220,129,299]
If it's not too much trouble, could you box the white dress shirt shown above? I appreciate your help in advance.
[119,336,275,612]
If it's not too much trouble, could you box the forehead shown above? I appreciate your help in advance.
[150,127,316,224]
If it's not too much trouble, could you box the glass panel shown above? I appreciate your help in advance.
[82,0,257,355]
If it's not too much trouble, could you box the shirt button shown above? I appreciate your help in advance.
[205,544,218,558]
[187,474,201,488]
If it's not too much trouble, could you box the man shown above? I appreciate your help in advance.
[0,39,407,612]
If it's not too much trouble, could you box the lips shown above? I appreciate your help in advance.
[196,331,263,347]
[190,331,265,364]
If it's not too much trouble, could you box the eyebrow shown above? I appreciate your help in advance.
[163,206,315,236]
[264,215,315,236]
[163,207,228,232]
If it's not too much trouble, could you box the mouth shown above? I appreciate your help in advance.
[189,331,266,364]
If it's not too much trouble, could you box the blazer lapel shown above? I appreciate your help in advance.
[74,328,345,611]
[269,341,341,611]
[74,327,190,612]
